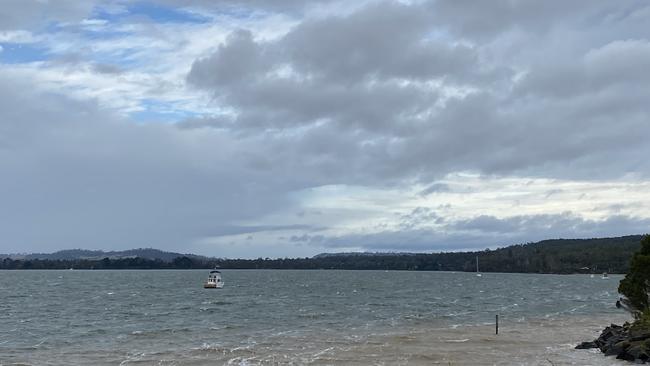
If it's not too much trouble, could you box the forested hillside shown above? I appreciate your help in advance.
[0,235,644,273]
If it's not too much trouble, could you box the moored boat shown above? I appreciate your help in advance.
[204,270,224,288]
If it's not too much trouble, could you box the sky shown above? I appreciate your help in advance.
[1,0,649,258]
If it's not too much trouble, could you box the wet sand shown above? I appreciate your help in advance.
[309,314,632,366]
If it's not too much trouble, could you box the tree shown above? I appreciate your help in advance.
[618,235,650,317]
[172,256,193,269]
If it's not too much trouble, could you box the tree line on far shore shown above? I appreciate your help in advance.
[0,235,643,273]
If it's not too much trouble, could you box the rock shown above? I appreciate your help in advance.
[599,334,626,353]
[578,322,650,363]
[605,340,630,357]
[576,341,598,349]
[616,351,636,362]
[626,343,650,362]
[630,334,650,342]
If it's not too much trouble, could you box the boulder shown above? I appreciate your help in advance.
[605,340,630,357]
[626,344,650,362]
[575,341,598,349]
[578,322,650,363]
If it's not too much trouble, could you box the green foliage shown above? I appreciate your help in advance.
[626,308,650,338]
[619,235,650,316]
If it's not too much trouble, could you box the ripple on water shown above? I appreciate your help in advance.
[0,270,628,365]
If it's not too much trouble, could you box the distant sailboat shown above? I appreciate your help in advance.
[476,256,482,277]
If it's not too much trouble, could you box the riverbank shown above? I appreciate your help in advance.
[2,314,630,365]
[577,320,650,363]
[333,313,633,365]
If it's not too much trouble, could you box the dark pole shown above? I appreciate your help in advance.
[496,314,499,335]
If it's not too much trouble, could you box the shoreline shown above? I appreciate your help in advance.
[0,268,627,276]
[348,313,634,365]
[5,313,628,365]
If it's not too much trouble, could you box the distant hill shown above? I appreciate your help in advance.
[311,235,644,273]
[6,248,209,262]
[1,235,646,272]
[312,252,418,258]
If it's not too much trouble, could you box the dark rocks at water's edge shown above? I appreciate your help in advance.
[576,323,650,363]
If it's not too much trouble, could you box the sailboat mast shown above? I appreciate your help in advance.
[476,256,479,273]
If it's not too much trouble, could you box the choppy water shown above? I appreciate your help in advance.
[0,270,629,365]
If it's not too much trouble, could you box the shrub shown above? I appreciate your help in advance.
[619,235,650,318]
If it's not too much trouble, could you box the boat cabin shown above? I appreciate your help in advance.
[204,270,224,288]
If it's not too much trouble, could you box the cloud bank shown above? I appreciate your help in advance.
[1,0,649,257]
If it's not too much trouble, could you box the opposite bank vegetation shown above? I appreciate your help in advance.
[576,235,650,363]
[0,235,643,272]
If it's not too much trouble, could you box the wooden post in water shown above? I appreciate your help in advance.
[496,314,499,335]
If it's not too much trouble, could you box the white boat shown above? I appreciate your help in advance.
[204,270,224,288]
[602,272,608,279]
[476,256,482,277]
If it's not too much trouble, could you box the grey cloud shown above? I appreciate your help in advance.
[312,213,650,252]
[544,189,563,198]
[419,183,450,196]
[518,40,650,99]
[454,215,524,235]
[317,229,489,252]
[281,1,481,83]
[399,207,443,230]
[594,203,644,215]
[175,116,235,130]
[152,0,341,14]
[185,0,650,184]
[3,0,650,257]
[187,1,493,133]
[0,75,307,254]
[453,213,650,240]
[0,0,98,30]
[188,29,268,88]
[92,63,125,75]
[187,0,650,183]
[201,224,317,238]
[52,54,126,75]
[289,234,324,244]
[428,0,625,40]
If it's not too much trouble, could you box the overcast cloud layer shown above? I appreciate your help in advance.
[1,0,649,257]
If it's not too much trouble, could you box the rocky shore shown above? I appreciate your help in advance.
[576,322,650,363]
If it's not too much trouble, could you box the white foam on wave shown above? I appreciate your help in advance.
[193,342,225,352]
[312,346,335,358]
[226,356,255,366]
[498,302,519,311]
[444,338,470,343]
[568,304,587,313]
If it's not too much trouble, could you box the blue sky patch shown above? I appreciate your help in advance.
[94,1,211,24]
[0,43,49,64]
[131,99,202,124]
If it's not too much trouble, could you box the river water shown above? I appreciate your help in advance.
[0,270,630,365]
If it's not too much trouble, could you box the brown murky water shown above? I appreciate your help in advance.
[0,270,629,365]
